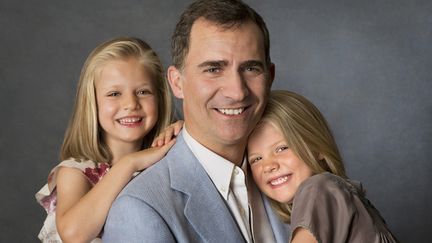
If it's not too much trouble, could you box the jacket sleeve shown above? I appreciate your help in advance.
[102,194,176,243]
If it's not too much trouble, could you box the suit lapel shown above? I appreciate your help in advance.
[166,133,245,242]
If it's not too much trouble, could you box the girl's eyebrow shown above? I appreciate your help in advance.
[99,82,153,89]
[247,153,259,159]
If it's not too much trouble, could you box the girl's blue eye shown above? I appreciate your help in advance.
[249,156,262,164]
[138,90,152,95]
[108,92,120,97]
[276,145,289,153]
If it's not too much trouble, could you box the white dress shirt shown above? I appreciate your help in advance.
[182,127,275,243]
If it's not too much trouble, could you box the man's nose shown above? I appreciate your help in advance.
[220,71,249,101]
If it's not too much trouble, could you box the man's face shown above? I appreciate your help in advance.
[168,18,274,157]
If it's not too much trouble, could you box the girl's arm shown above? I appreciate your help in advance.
[291,227,318,243]
[55,121,183,242]
[55,141,175,243]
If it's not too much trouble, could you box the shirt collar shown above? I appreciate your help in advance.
[183,126,242,199]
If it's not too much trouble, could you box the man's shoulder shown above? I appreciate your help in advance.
[120,157,172,197]
[115,135,200,204]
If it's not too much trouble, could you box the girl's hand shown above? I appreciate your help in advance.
[128,138,176,172]
[127,120,183,172]
[151,120,184,147]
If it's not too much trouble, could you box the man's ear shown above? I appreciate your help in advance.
[268,62,275,87]
[167,65,184,99]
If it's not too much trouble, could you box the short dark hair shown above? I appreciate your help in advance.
[171,0,271,69]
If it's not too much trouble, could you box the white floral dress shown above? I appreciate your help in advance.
[35,159,110,243]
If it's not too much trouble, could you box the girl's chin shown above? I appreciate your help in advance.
[271,192,294,204]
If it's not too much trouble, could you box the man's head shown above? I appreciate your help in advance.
[171,0,271,70]
[168,0,274,163]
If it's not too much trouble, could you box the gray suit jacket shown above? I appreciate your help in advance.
[103,132,289,243]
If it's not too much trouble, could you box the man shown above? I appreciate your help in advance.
[103,0,289,242]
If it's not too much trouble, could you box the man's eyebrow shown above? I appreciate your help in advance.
[239,60,265,70]
[197,60,228,68]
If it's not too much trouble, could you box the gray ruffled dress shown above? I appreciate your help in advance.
[290,172,399,243]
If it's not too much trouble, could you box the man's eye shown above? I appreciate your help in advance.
[246,67,258,72]
[244,66,262,73]
[205,67,220,73]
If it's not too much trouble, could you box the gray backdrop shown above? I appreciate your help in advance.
[1,0,431,242]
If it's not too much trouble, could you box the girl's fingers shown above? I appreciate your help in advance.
[173,120,184,135]
[164,131,173,145]
[151,120,184,147]
[174,125,181,135]
[157,139,176,155]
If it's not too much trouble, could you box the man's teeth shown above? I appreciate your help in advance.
[118,117,142,124]
[218,108,244,115]
[270,176,288,186]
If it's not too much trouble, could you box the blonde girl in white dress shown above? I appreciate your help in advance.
[36,37,182,242]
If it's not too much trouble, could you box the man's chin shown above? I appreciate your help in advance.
[216,131,250,146]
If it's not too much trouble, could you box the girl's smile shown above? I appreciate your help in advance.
[267,174,291,187]
[248,121,313,203]
[116,116,144,127]
[96,58,158,149]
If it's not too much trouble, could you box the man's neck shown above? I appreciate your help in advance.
[183,125,246,166]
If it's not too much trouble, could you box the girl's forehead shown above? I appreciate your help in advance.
[95,59,154,87]
[252,120,280,135]
[249,121,283,146]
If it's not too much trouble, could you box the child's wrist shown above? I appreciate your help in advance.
[118,154,139,175]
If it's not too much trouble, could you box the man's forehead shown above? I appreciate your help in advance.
[191,17,247,31]
[190,17,257,35]
[188,18,265,53]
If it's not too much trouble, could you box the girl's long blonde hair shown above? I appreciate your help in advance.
[60,37,173,164]
[260,90,346,223]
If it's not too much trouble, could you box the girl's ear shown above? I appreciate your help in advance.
[167,65,184,99]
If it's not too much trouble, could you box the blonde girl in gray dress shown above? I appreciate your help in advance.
[247,90,399,243]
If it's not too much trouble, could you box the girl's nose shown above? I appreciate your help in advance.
[123,95,140,111]
[263,160,279,173]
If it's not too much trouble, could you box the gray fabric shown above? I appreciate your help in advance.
[262,193,291,242]
[290,173,399,243]
[103,131,288,242]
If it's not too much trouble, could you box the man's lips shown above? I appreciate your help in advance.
[215,107,249,116]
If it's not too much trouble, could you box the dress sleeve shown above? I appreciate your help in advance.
[35,159,109,213]
[290,173,357,243]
